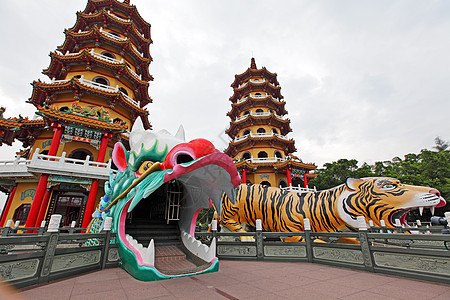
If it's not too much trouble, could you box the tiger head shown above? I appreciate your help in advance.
[336,177,447,229]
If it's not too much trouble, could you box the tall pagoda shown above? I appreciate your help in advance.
[224,58,317,188]
[0,0,152,229]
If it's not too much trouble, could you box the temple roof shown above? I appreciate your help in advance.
[231,58,279,88]
[43,49,152,88]
[225,134,296,157]
[0,109,45,147]
[229,80,283,102]
[82,0,151,39]
[234,157,317,172]
[227,95,287,119]
[35,104,128,132]
[226,114,291,138]
[29,79,151,129]
[71,8,152,46]
[57,25,151,68]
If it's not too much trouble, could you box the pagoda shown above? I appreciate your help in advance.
[224,58,317,188]
[0,0,152,229]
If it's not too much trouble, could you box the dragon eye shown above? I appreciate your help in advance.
[138,161,154,174]
[381,183,396,190]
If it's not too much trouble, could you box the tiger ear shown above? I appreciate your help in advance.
[345,178,363,191]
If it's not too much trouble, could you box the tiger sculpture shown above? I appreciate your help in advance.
[220,177,447,241]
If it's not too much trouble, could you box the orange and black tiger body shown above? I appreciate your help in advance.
[220,178,446,236]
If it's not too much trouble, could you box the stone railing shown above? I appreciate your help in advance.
[0,215,118,289]
[195,217,450,284]
[0,149,116,180]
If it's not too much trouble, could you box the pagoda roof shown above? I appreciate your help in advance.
[225,134,296,157]
[234,157,317,172]
[226,114,291,138]
[57,25,151,68]
[72,8,152,46]
[43,49,151,90]
[0,110,45,147]
[82,0,151,39]
[227,95,287,119]
[231,58,279,88]
[229,81,283,102]
[35,104,128,132]
[29,78,151,128]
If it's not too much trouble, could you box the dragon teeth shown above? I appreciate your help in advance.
[181,231,216,262]
[430,206,435,216]
[419,207,424,216]
[126,234,155,266]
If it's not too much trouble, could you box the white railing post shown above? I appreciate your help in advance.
[84,156,91,171]
[47,214,62,233]
[103,217,112,231]
[59,152,66,168]
[357,216,367,231]
[5,220,12,227]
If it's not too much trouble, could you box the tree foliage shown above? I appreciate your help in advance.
[308,139,450,203]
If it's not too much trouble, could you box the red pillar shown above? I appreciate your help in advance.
[34,187,52,227]
[241,169,247,184]
[286,168,292,187]
[82,133,111,228]
[25,174,49,228]
[0,186,17,227]
[303,172,309,188]
[25,123,63,228]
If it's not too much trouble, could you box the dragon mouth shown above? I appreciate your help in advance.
[117,152,238,271]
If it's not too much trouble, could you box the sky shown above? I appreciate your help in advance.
[0,0,450,206]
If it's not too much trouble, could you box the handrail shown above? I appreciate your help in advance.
[77,76,138,106]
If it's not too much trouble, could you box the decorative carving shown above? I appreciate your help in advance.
[40,234,59,276]
[373,252,450,275]
[217,245,256,257]
[313,248,364,264]
[0,259,39,281]
[358,232,374,267]
[264,245,306,257]
[108,248,119,262]
[51,250,101,273]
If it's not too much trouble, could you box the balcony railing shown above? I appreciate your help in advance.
[236,94,280,104]
[280,185,317,193]
[90,49,123,64]
[233,132,289,142]
[0,149,117,180]
[89,50,142,80]
[235,111,285,122]
[107,10,130,22]
[78,76,139,106]
[99,27,126,41]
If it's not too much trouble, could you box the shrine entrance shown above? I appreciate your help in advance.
[52,193,86,227]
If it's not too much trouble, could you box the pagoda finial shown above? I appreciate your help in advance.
[250,57,257,70]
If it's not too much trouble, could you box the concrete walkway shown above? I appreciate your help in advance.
[16,260,450,299]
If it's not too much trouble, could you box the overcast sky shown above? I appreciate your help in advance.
[1,0,449,205]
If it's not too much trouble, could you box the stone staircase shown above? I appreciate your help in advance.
[125,218,211,275]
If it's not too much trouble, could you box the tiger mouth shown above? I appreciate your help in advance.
[389,209,411,226]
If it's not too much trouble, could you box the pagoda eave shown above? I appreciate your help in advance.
[231,67,279,88]
[36,104,128,132]
[44,50,150,86]
[82,0,151,38]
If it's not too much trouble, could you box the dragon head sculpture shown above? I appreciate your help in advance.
[97,118,240,281]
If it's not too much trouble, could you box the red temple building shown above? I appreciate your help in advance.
[224,58,317,189]
[0,0,152,229]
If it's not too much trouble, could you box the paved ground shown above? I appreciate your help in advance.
[13,260,450,299]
